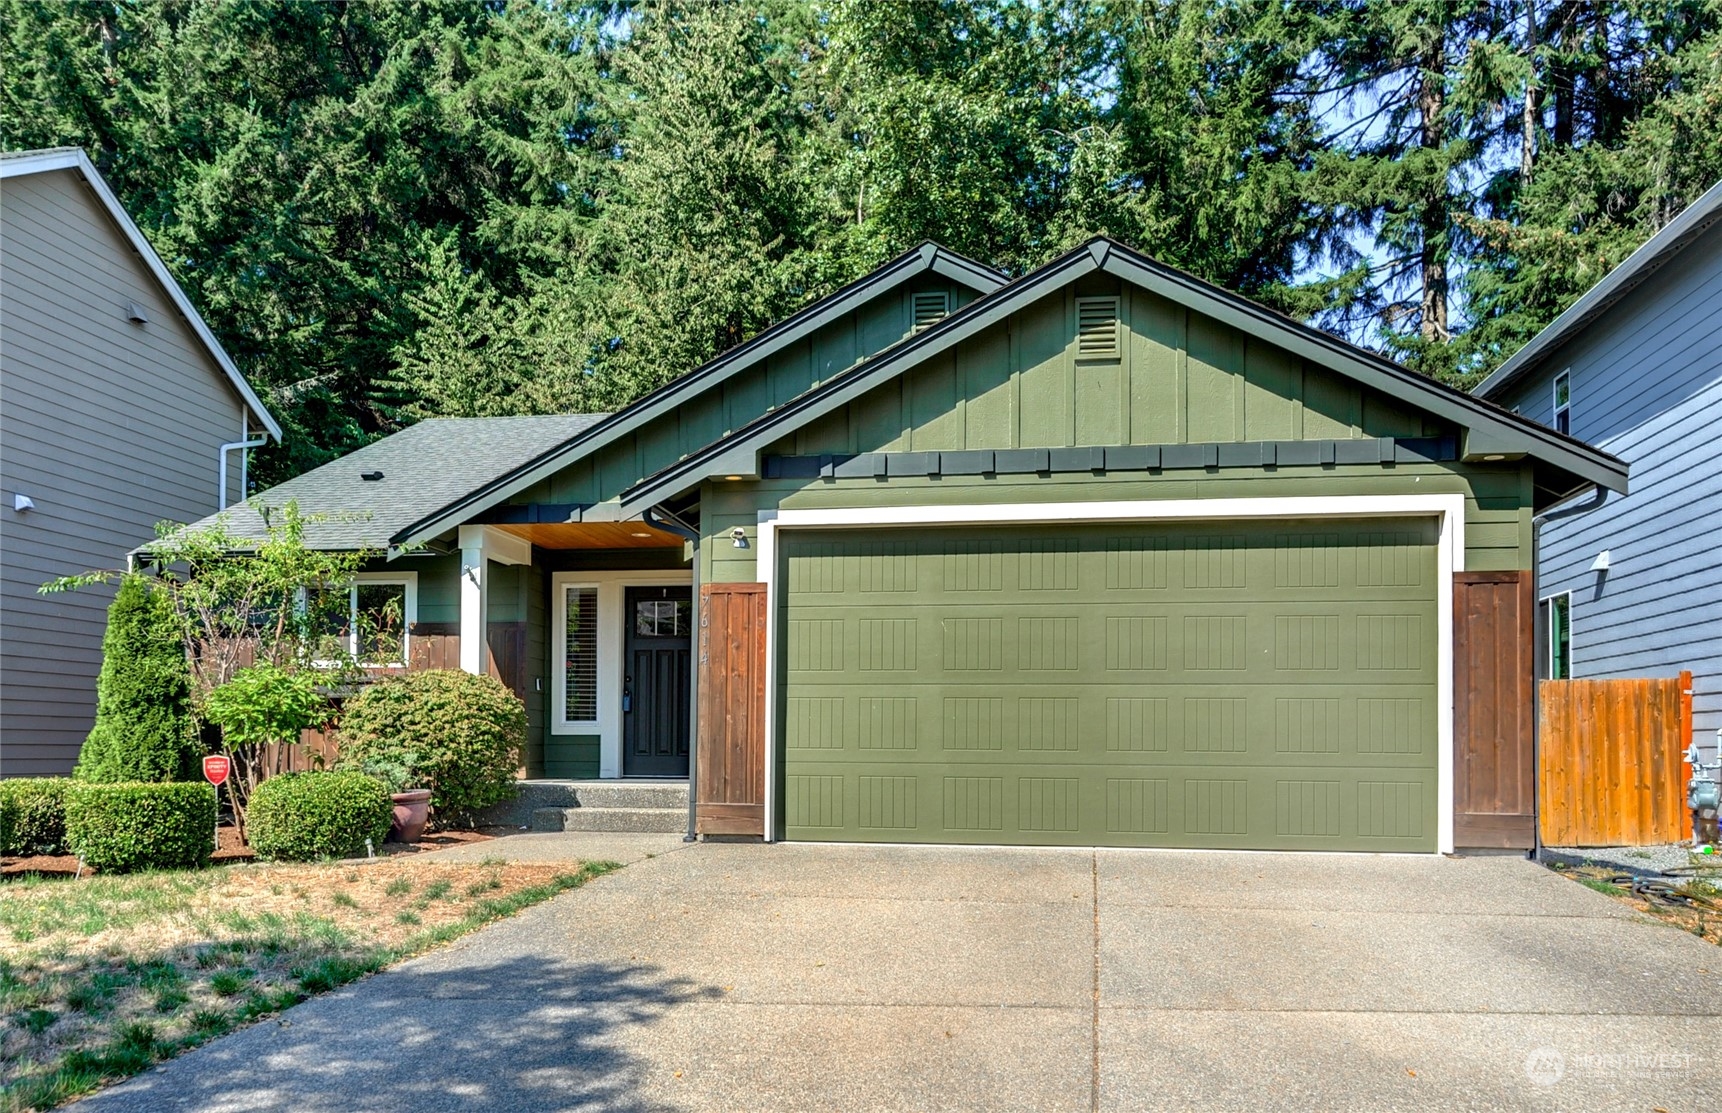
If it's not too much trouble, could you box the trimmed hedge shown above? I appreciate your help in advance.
[0,778,70,857]
[246,771,393,862]
[64,782,216,873]
[337,670,523,823]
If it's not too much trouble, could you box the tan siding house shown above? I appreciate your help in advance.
[1,148,280,776]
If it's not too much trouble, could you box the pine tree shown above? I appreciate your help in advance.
[76,575,198,783]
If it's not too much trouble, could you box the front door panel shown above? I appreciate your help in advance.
[623,585,692,777]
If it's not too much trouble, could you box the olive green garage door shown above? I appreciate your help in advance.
[779,519,1439,851]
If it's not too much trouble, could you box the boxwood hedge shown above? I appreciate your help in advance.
[0,777,70,857]
[64,782,216,873]
[246,771,393,862]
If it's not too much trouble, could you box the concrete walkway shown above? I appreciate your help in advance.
[84,843,1719,1112]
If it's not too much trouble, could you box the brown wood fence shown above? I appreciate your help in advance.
[1538,671,1693,847]
[1453,571,1536,849]
[696,583,767,836]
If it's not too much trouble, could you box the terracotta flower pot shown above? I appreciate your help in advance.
[389,789,432,844]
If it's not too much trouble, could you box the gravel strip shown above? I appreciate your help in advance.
[1540,842,1722,877]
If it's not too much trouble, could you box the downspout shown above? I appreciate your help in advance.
[643,504,702,844]
[218,413,267,510]
[1528,484,1610,856]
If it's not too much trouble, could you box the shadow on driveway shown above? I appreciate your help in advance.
[84,957,724,1113]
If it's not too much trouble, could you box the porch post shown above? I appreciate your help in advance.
[458,526,488,675]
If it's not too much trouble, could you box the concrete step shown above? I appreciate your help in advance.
[531,806,686,834]
[570,782,688,811]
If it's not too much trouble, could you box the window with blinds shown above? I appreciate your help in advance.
[564,585,598,723]
[912,290,949,332]
[1075,296,1120,358]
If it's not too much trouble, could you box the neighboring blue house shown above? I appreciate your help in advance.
[1474,180,1722,763]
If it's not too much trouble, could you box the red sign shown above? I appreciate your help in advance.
[203,755,230,786]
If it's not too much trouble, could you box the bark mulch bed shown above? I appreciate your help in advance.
[1,826,495,878]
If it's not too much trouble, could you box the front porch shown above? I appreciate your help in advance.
[409,518,698,783]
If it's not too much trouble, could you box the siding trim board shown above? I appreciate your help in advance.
[620,236,1628,512]
[755,493,1466,853]
[762,436,1458,481]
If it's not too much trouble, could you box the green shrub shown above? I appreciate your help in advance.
[77,575,199,784]
[64,783,216,873]
[337,671,523,823]
[0,778,70,856]
[246,772,392,862]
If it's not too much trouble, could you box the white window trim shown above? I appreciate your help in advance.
[1541,590,1573,681]
[1552,370,1571,433]
[346,572,418,669]
[550,569,694,779]
[756,494,1467,854]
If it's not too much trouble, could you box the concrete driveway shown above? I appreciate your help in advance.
[84,841,1718,1112]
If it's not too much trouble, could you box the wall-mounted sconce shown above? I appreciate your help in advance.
[1590,550,1612,572]
[13,493,34,512]
[730,527,749,549]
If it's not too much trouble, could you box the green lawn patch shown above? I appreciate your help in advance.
[0,858,618,1111]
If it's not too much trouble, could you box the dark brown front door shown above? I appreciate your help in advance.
[623,585,692,777]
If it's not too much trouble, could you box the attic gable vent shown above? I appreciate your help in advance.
[1076,296,1120,358]
[911,290,950,332]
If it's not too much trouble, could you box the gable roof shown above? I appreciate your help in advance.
[388,242,1007,548]
[1,147,283,440]
[1474,177,1722,400]
[619,237,1629,512]
[169,415,606,551]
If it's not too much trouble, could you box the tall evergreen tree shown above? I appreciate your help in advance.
[76,575,198,783]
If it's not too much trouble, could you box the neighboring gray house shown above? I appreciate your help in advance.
[0,147,281,777]
[1474,179,1722,762]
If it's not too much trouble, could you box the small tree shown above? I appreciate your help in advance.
[77,574,198,783]
[202,664,332,837]
[45,501,383,832]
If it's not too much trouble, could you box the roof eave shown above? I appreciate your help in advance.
[3,148,284,440]
[388,244,1007,548]
[1474,175,1722,400]
[619,237,1629,510]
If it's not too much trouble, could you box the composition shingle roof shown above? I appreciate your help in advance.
[170,415,607,551]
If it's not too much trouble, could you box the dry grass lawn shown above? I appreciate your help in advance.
[0,857,617,1112]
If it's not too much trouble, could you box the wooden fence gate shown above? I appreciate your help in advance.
[695,583,767,836]
[1538,671,1693,846]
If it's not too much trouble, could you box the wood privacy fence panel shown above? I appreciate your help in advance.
[1539,671,1692,847]
[1453,571,1536,849]
[696,583,767,836]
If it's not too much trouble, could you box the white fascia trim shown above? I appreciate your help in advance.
[549,569,693,779]
[756,494,1467,853]
[4,149,283,440]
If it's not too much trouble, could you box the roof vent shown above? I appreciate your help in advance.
[912,290,949,332]
[1076,296,1120,358]
[360,470,385,482]
[125,301,148,324]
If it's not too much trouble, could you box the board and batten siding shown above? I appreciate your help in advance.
[1493,223,1722,761]
[702,276,1533,586]
[1,169,250,776]
[508,279,982,510]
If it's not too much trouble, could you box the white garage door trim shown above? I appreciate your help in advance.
[757,494,1467,853]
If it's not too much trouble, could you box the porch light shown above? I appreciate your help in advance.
[730,527,749,549]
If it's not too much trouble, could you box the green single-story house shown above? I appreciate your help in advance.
[190,239,1626,854]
